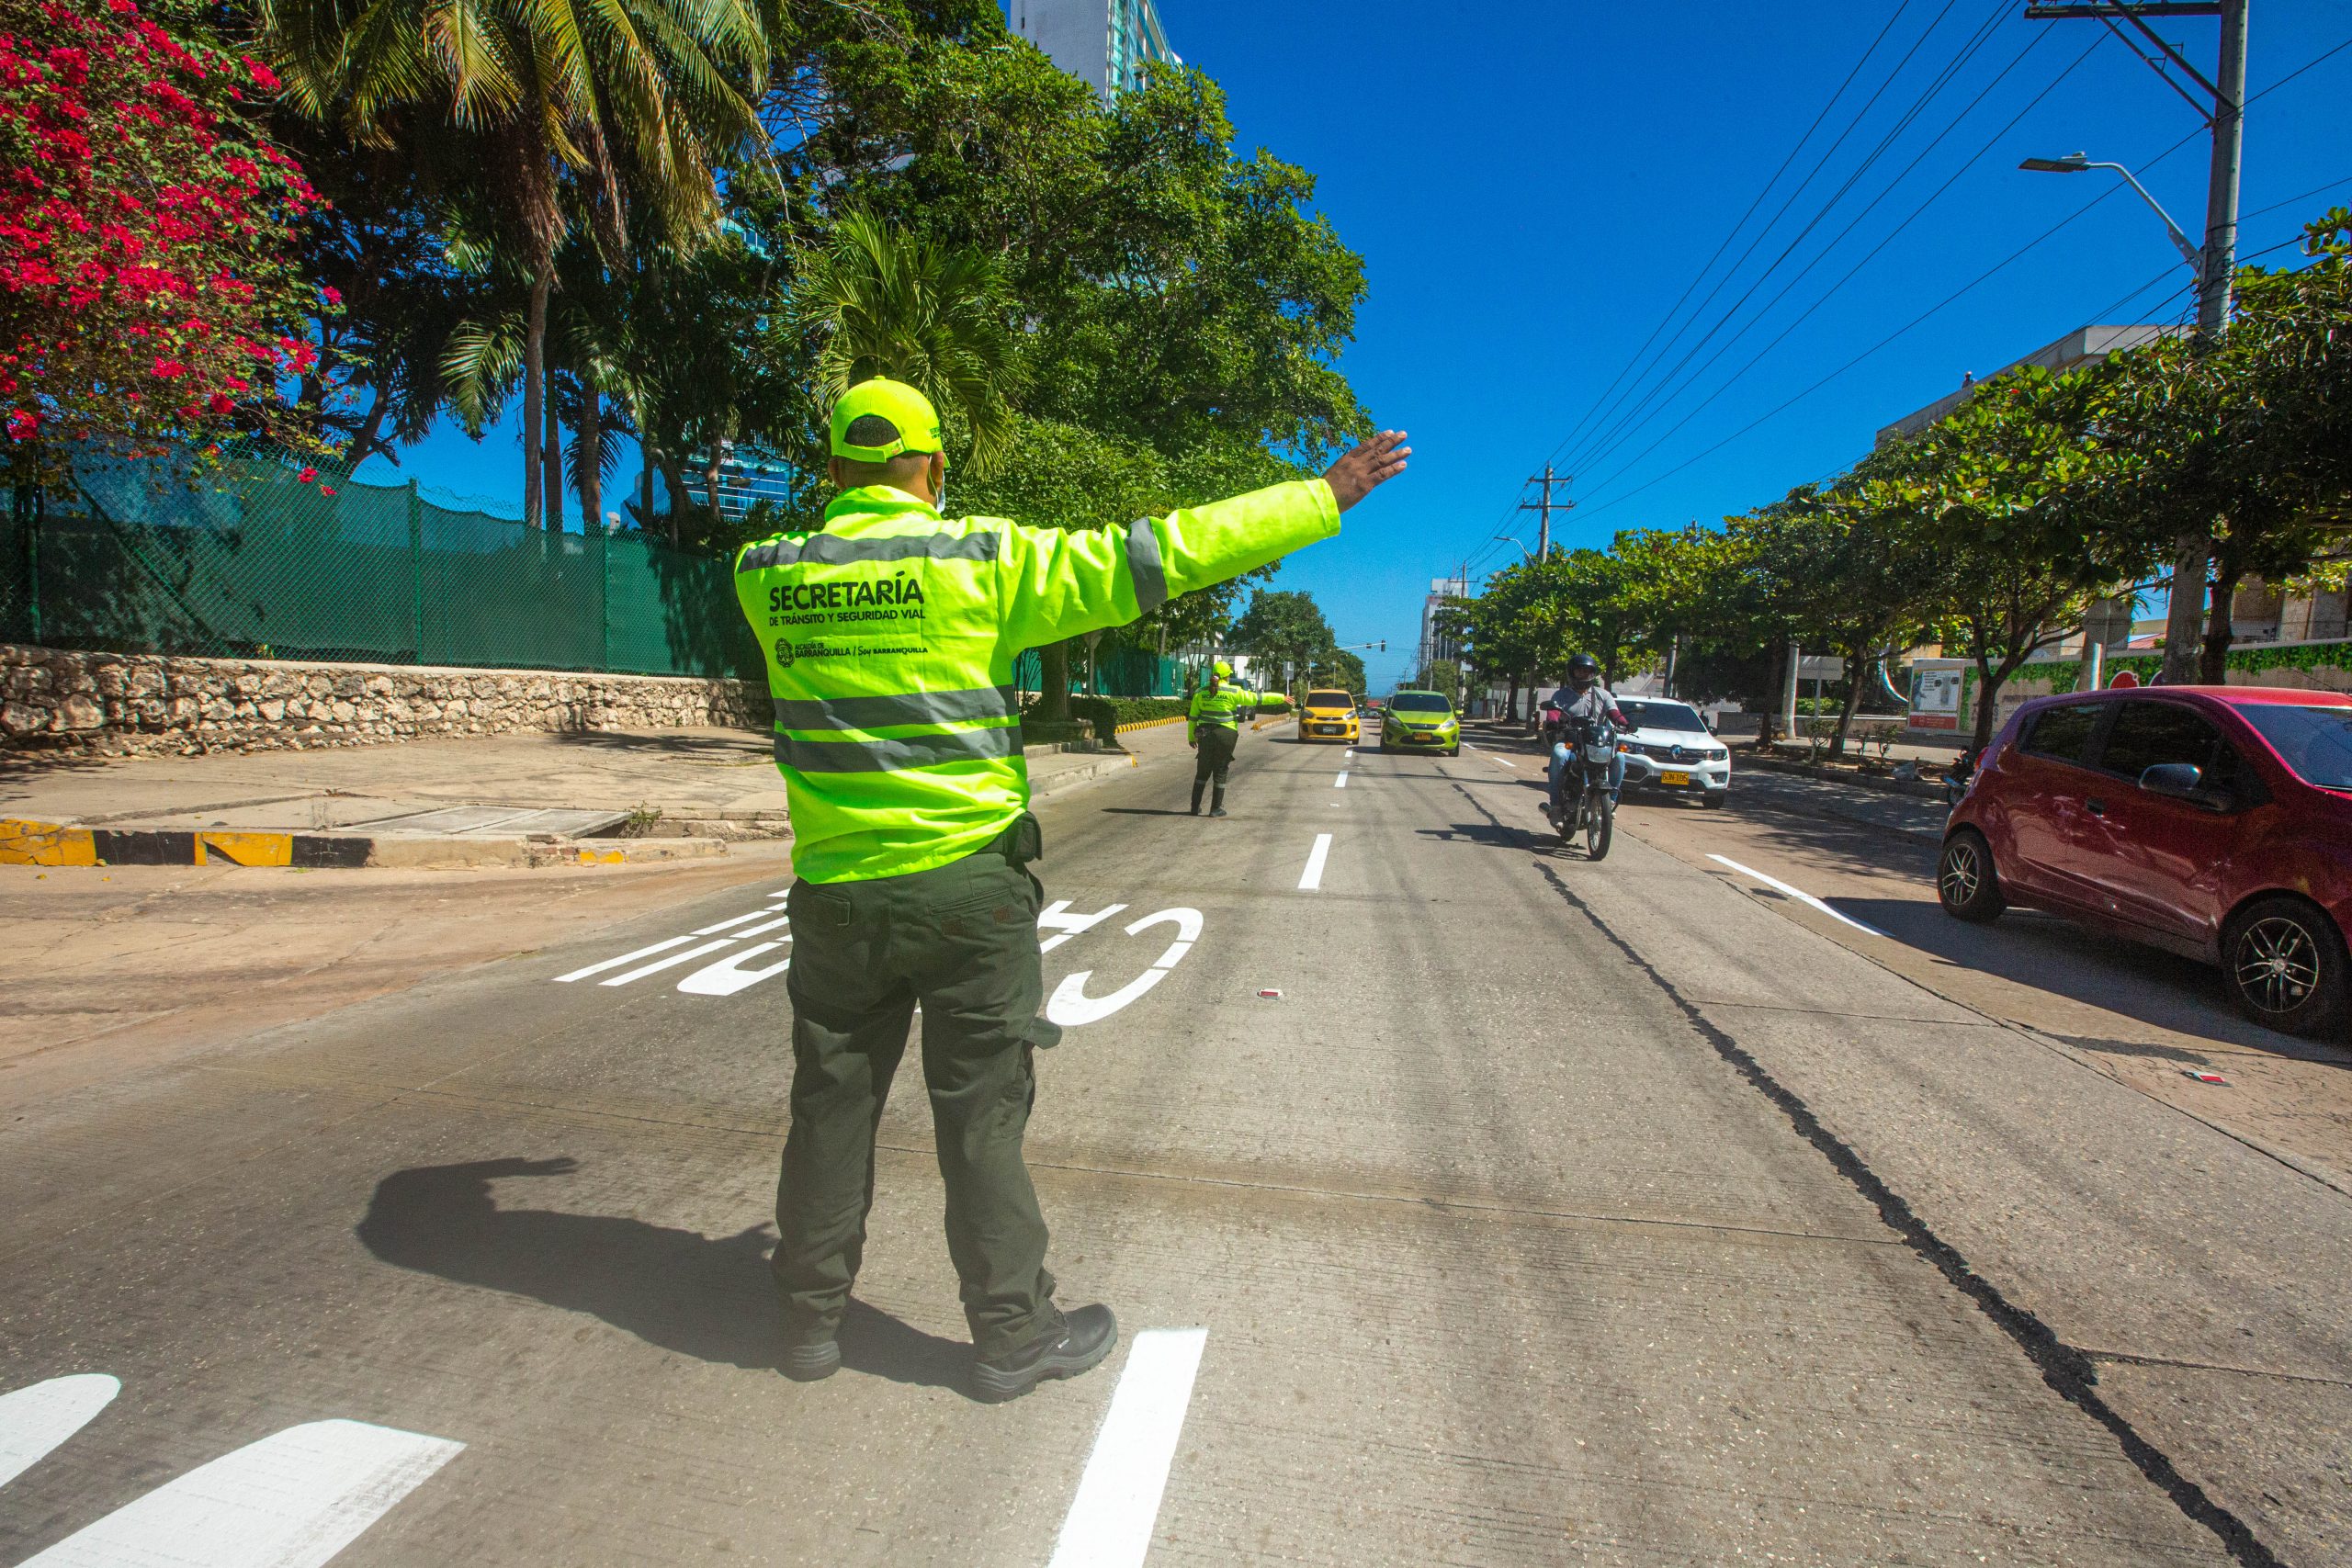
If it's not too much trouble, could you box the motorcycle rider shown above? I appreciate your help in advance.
[1547,653,1628,825]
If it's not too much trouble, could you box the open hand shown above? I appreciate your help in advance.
[1323,430,1410,513]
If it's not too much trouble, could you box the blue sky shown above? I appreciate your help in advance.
[361,1,2352,694]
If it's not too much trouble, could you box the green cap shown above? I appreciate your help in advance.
[1213,660,1233,678]
[831,378,942,462]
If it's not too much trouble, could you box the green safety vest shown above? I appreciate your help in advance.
[1187,683,1250,742]
[734,479,1340,883]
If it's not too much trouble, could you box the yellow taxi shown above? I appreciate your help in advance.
[1301,688,1360,744]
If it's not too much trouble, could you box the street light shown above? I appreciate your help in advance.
[1493,535,1534,562]
[2018,152,2203,277]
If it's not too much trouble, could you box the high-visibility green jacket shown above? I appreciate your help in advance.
[734,479,1340,883]
[1186,683,1250,743]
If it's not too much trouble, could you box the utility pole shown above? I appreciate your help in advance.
[1520,464,1571,561]
[2025,0,2245,684]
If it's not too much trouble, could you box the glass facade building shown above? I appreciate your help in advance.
[1009,0,1180,100]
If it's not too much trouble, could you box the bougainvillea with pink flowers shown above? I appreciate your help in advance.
[0,0,326,481]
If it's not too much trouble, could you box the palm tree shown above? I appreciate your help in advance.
[791,212,1022,479]
[261,0,764,526]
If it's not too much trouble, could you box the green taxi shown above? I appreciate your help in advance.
[1380,689,1460,756]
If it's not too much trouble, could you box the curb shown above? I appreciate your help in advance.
[0,818,729,870]
[1114,716,1188,735]
[1031,752,1140,799]
[1739,752,1952,801]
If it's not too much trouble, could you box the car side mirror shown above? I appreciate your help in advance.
[2139,761,2226,809]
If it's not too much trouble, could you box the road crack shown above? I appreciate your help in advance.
[1532,858,2288,1568]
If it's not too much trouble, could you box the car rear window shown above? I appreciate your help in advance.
[1391,694,1452,713]
[2235,704,2352,792]
[2021,703,2099,763]
[2100,701,2221,781]
[1306,692,1352,709]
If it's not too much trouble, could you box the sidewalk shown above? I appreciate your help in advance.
[2,724,1156,868]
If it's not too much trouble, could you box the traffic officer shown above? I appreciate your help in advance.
[1186,660,1250,816]
[733,377,1408,1399]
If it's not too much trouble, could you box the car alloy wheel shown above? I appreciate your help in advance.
[2236,917,2320,1015]
[1936,829,2005,923]
[2222,897,2347,1038]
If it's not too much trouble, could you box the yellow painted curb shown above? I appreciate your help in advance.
[197,831,294,867]
[1113,715,1188,734]
[1,818,96,866]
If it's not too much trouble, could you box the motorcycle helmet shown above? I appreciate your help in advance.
[1566,652,1600,690]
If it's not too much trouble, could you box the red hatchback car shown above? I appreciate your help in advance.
[1938,686,2352,1038]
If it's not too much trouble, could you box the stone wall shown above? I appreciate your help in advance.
[1,644,765,755]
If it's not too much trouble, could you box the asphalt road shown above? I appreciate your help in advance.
[3,719,2346,1565]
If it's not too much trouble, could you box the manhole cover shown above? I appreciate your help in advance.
[342,807,631,838]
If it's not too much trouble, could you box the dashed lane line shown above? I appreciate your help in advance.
[1297,833,1333,892]
[1705,853,1890,938]
[1334,772,1349,788]
[1046,1328,1209,1568]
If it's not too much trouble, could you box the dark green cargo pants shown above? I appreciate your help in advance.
[775,820,1064,1358]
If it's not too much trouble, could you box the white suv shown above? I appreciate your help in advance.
[1614,698,1732,807]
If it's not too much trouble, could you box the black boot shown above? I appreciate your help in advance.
[973,1304,1119,1402]
[1190,780,1205,815]
[1210,785,1227,818]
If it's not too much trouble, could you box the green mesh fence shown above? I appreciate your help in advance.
[1,457,763,682]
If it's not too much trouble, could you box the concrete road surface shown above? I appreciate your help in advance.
[3,719,2345,1565]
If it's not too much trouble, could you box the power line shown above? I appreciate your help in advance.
[1556,0,1999,479]
[1572,29,2109,504]
[1574,23,2084,489]
[1539,2,1925,468]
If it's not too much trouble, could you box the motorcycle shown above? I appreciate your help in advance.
[1547,716,1618,861]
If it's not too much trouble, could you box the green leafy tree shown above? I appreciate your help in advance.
[263,0,767,526]
[1230,588,1336,705]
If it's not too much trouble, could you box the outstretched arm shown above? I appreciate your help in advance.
[998,431,1412,650]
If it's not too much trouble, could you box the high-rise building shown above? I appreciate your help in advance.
[1009,0,1179,101]
[1419,577,1469,679]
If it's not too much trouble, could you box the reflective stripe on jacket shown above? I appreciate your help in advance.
[1186,684,1250,743]
[735,479,1340,883]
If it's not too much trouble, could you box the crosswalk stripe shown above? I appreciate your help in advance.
[18,1418,461,1568]
[0,1374,118,1491]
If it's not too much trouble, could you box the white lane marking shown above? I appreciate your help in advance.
[1039,899,1129,953]
[1334,772,1349,788]
[1705,854,1890,938]
[694,908,789,936]
[599,938,737,987]
[676,942,793,997]
[553,934,696,983]
[1047,908,1203,1027]
[0,1374,118,1490]
[1046,1328,1208,1568]
[1487,753,1517,769]
[20,1418,462,1568]
[723,914,792,941]
[1297,833,1332,891]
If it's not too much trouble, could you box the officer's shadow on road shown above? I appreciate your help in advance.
[356,1156,972,1393]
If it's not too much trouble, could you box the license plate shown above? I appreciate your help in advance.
[1661,770,1690,785]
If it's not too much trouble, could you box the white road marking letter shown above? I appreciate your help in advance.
[18,1418,462,1568]
[599,938,737,987]
[1046,1328,1209,1568]
[1705,853,1890,938]
[0,1374,118,1490]
[676,942,792,996]
[1037,899,1129,953]
[1297,833,1332,891]
[553,935,695,983]
[1046,908,1203,1027]
[694,909,791,936]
